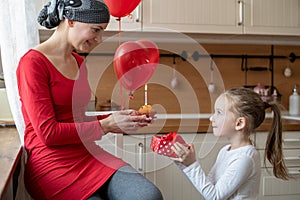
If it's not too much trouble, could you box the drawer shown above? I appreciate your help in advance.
[282,131,300,149]
[259,149,300,168]
[255,131,300,149]
[259,168,300,199]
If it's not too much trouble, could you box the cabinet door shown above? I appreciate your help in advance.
[122,135,146,173]
[144,133,228,200]
[259,168,300,200]
[259,149,300,167]
[142,0,243,34]
[256,131,300,200]
[244,0,300,35]
[96,134,146,173]
[106,5,142,31]
[256,131,300,150]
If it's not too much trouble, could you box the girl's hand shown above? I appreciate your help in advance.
[100,110,151,134]
[171,142,196,167]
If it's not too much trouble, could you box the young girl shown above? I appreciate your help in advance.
[171,88,290,200]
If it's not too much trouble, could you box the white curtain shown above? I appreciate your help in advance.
[0,0,39,145]
[0,1,39,199]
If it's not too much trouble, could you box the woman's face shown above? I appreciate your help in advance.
[210,95,237,137]
[69,21,108,53]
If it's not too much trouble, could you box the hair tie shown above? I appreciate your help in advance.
[264,102,271,109]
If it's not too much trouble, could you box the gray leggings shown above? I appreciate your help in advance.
[87,165,164,200]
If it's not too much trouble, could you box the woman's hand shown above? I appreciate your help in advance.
[100,109,153,134]
[171,142,196,167]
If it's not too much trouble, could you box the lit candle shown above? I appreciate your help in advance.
[144,84,148,105]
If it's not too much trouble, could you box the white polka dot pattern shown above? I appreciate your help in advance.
[150,132,186,158]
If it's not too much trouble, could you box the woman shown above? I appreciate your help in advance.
[16,0,163,199]
[170,88,289,199]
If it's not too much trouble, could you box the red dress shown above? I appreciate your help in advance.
[17,49,126,200]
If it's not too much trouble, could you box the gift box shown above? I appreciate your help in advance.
[150,132,187,158]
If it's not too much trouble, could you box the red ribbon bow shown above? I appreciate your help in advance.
[150,132,186,158]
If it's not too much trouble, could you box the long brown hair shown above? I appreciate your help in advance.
[224,88,290,180]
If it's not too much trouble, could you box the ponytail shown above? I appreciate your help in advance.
[224,88,290,180]
[264,102,290,180]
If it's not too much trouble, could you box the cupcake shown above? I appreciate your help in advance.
[138,105,156,117]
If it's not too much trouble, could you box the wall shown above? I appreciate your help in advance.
[204,44,300,110]
[38,30,300,114]
[93,44,300,114]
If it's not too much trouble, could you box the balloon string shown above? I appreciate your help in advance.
[118,17,121,46]
[119,83,124,110]
[117,17,124,110]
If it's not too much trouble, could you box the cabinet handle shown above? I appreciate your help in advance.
[288,170,300,175]
[238,0,243,26]
[135,4,141,22]
[115,134,124,158]
[283,138,300,142]
[138,142,144,171]
[284,156,300,161]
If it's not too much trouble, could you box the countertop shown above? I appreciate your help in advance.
[0,127,22,199]
[138,118,300,134]
[86,112,300,133]
[282,113,300,121]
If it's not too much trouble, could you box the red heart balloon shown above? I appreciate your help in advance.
[114,40,160,91]
[104,0,141,18]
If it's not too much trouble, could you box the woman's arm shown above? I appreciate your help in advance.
[17,53,102,146]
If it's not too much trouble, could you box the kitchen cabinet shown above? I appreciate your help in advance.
[35,0,300,36]
[255,131,300,200]
[96,130,300,200]
[122,134,146,173]
[142,0,242,34]
[243,0,300,35]
[96,134,146,174]
[142,0,300,36]
[105,5,142,32]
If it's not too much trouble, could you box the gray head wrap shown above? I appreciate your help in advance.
[38,0,110,29]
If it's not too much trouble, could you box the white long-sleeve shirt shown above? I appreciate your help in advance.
[178,145,261,200]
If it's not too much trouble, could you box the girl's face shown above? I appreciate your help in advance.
[210,95,237,137]
[69,21,108,53]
